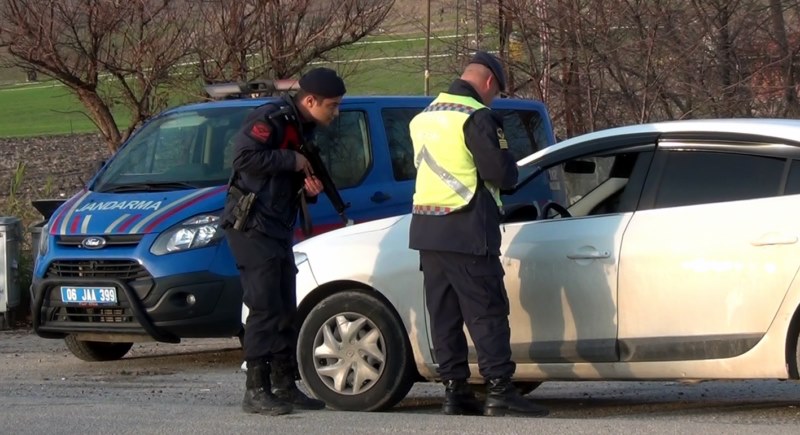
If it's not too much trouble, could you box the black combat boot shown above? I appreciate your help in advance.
[441,379,484,415]
[484,377,549,417]
[270,357,326,410]
[242,362,293,415]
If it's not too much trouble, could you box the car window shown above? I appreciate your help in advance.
[784,160,800,195]
[315,111,371,189]
[510,150,650,219]
[562,152,650,216]
[653,151,785,208]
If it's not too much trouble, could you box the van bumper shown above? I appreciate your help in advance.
[32,269,243,343]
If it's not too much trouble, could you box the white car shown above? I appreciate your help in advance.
[244,118,800,411]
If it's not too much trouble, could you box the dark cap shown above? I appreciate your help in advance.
[298,67,346,98]
[469,51,506,92]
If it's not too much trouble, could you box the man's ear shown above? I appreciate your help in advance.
[300,94,316,108]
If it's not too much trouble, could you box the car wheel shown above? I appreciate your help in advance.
[793,328,800,378]
[64,335,133,361]
[297,290,415,411]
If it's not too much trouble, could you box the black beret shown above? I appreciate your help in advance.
[298,67,346,98]
[469,51,506,92]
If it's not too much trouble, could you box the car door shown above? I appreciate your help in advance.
[467,146,654,364]
[617,140,800,362]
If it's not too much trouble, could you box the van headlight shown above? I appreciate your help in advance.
[38,223,50,257]
[150,214,222,255]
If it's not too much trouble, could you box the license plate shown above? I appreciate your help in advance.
[60,286,118,305]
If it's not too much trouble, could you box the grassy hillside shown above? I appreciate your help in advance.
[0,0,484,138]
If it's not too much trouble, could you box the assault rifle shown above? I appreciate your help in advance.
[299,139,352,226]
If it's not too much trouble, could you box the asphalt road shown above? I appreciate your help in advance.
[1,329,799,434]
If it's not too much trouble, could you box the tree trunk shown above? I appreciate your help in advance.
[75,88,122,154]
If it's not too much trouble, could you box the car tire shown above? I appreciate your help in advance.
[297,290,415,411]
[64,335,133,361]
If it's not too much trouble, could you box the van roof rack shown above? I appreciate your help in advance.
[204,79,300,100]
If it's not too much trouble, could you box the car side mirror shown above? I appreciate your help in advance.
[564,160,595,174]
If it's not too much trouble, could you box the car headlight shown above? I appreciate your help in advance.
[150,214,223,255]
[37,223,50,257]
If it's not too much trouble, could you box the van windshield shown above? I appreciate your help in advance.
[94,107,253,192]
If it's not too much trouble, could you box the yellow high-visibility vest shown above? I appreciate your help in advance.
[410,93,502,215]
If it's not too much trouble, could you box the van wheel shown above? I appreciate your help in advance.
[297,290,415,411]
[64,335,133,361]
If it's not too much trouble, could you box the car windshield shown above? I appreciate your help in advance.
[94,107,253,192]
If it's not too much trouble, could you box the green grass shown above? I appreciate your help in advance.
[0,83,127,136]
[0,31,489,138]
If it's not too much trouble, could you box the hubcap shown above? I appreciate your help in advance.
[312,312,386,395]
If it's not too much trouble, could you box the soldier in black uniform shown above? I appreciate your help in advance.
[409,52,549,417]
[221,67,346,415]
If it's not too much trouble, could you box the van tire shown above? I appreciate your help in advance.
[297,290,415,411]
[64,335,133,361]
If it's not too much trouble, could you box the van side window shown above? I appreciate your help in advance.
[495,109,549,161]
[314,111,371,188]
[381,108,420,181]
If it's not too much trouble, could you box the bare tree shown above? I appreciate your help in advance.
[193,1,260,83]
[0,0,198,153]
[496,0,800,138]
[193,0,395,83]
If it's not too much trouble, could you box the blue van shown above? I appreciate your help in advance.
[30,91,563,361]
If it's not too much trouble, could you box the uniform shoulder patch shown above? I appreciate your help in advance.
[497,127,509,150]
[248,120,272,143]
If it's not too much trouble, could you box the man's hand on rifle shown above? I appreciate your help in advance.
[294,151,312,173]
[304,173,323,196]
[294,151,323,196]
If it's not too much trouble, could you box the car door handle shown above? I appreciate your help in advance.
[567,250,610,260]
[750,234,798,246]
[370,191,391,203]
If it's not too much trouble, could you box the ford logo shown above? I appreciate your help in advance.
[81,236,107,249]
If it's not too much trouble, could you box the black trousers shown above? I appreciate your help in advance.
[420,250,515,380]
[225,228,297,363]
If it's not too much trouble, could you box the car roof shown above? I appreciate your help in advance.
[519,118,800,168]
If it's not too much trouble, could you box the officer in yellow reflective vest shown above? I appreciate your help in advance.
[409,51,548,417]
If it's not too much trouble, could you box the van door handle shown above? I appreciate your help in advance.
[567,250,610,260]
[370,191,391,203]
[751,233,798,246]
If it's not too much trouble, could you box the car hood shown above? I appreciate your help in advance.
[48,186,226,236]
[294,214,408,252]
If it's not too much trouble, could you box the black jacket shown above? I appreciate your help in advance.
[221,96,316,241]
[409,80,519,256]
